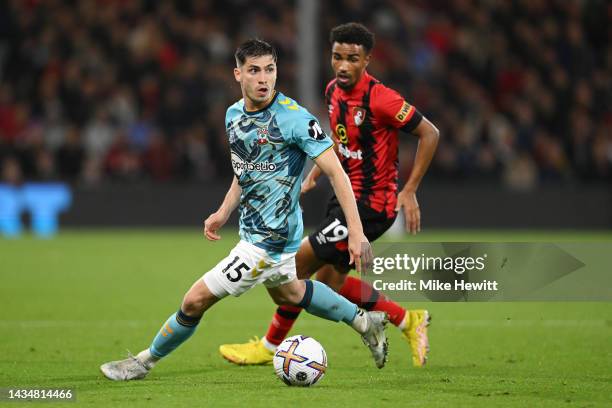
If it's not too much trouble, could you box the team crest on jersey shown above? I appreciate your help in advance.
[256,127,269,144]
[352,107,366,126]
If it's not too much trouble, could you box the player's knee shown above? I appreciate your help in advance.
[181,282,218,316]
[296,238,324,279]
[269,281,305,306]
[270,291,301,306]
[326,278,344,292]
[181,292,205,316]
[271,295,289,306]
[295,268,312,280]
[315,265,333,284]
[316,265,346,292]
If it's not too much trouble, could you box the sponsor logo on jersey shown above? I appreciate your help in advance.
[338,143,363,160]
[352,107,366,126]
[231,152,277,176]
[395,101,415,122]
[335,124,348,145]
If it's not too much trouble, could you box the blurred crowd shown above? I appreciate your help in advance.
[0,0,610,190]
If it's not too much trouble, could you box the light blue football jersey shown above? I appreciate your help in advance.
[225,91,333,255]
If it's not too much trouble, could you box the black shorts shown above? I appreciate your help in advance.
[308,196,396,272]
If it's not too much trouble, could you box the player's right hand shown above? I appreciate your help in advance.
[203,211,227,241]
[347,231,373,274]
[300,177,317,194]
[396,190,421,235]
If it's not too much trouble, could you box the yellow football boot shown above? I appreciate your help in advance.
[401,310,431,367]
[219,337,274,365]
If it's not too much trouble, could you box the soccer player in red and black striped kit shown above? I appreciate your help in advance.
[220,23,439,367]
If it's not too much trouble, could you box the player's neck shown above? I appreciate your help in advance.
[244,90,277,112]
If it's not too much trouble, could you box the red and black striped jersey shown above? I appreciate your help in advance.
[325,71,423,218]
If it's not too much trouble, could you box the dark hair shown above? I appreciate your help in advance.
[329,22,375,53]
[234,39,277,66]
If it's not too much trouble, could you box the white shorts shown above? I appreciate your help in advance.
[202,240,297,298]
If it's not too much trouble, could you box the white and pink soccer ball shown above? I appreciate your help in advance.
[273,335,327,387]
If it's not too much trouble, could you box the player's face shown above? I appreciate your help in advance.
[234,55,277,110]
[331,42,370,89]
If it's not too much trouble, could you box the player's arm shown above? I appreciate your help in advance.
[301,164,322,194]
[203,176,242,241]
[303,84,343,195]
[313,148,372,272]
[372,85,440,235]
[302,139,343,194]
[398,117,439,235]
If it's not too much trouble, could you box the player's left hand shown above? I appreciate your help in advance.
[300,177,317,195]
[396,190,421,235]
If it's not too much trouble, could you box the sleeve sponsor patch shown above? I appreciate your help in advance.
[395,101,415,122]
[308,120,326,140]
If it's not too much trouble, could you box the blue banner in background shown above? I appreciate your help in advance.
[0,183,72,238]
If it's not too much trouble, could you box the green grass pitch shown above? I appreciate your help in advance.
[1,229,611,407]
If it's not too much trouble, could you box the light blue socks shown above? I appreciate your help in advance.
[149,310,201,358]
[298,280,359,324]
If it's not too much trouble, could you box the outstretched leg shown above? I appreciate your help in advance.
[100,278,221,381]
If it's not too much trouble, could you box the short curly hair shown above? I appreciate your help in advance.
[329,23,375,54]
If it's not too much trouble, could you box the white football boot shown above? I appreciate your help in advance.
[361,311,389,369]
[100,352,150,381]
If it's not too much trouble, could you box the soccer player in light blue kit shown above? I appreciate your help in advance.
[100,39,388,381]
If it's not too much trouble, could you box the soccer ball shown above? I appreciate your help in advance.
[273,335,327,387]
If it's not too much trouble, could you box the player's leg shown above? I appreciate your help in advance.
[306,201,431,367]
[219,203,386,364]
[100,279,222,381]
[314,263,346,291]
[259,260,345,349]
[101,241,255,380]
[219,237,322,365]
[317,267,407,328]
[219,200,428,366]
[338,203,431,367]
[259,205,357,350]
[317,267,430,367]
[267,278,388,368]
[293,204,412,338]
[266,257,426,362]
[145,280,220,362]
[262,237,323,346]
